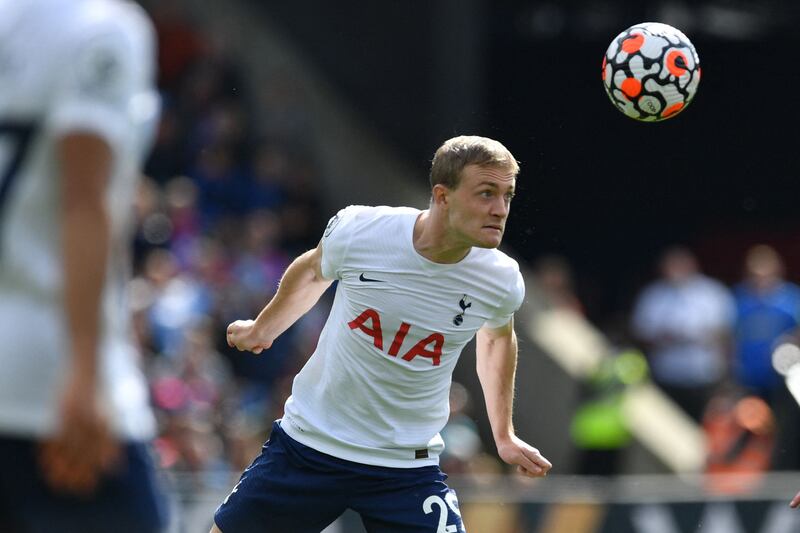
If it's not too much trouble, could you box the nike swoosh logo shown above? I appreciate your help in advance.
[359,273,384,283]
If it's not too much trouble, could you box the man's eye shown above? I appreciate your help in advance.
[480,191,493,198]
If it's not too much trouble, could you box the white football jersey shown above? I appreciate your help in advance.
[0,0,160,440]
[281,205,525,467]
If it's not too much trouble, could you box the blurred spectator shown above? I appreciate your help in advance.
[163,176,203,265]
[732,244,800,471]
[532,254,584,314]
[142,248,214,358]
[132,176,172,270]
[569,349,648,476]
[459,454,523,533]
[440,382,484,475]
[631,246,735,421]
[151,322,232,488]
[145,103,187,183]
[703,384,775,495]
[148,0,206,90]
[732,244,800,401]
[221,401,273,477]
[178,56,246,131]
[278,152,325,256]
[248,141,290,211]
[191,143,252,228]
[230,210,290,302]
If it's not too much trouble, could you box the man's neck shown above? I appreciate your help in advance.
[412,210,471,264]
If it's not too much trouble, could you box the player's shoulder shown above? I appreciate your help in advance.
[0,0,150,44]
[467,247,523,304]
[338,204,419,220]
[330,205,419,232]
[467,247,524,312]
[63,0,155,49]
[471,246,521,277]
[76,0,152,30]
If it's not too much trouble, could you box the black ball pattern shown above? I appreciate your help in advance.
[602,22,701,122]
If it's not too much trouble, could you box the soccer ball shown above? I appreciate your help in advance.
[602,22,700,121]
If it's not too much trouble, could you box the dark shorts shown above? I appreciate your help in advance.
[214,421,465,533]
[0,436,169,533]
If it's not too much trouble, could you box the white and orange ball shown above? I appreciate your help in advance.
[602,22,700,121]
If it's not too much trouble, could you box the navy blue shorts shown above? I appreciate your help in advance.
[215,421,465,533]
[0,436,169,533]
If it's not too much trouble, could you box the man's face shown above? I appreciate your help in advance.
[443,163,516,249]
[660,250,697,282]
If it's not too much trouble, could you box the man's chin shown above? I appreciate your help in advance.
[473,235,503,249]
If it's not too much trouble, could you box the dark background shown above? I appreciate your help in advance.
[259,0,800,328]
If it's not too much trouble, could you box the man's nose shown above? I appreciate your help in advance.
[491,197,509,218]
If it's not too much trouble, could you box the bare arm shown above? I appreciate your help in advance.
[39,132,119,494]
[476,318,552,477]
[62,133,111,385]
[227,242,333,354]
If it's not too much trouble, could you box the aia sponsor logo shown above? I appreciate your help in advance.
[348,308,444,366]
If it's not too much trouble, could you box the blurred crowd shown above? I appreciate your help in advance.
[133,2,329,490]
[630,243,800,486]
[534,243,800,487]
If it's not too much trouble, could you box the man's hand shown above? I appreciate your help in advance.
[791,491,800,508]
[496,434,552,478]
[227,319,273,354]
[38,374,120,495]
[224,245,331,357]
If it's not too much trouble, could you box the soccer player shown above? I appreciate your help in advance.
[0,1,167,531]
[214,135,552,532]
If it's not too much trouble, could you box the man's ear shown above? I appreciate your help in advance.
[431,184,450,207]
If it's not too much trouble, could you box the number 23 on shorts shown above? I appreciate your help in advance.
[423,491,464,533]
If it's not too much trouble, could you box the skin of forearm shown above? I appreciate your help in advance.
[62,200,109,382]
[476,328,518,443]
[59,133,112,384]
[253,248,332,341]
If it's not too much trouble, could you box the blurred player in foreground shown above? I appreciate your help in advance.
[781,346,800,509]
[215,135,552,532]
[0,0,167,531]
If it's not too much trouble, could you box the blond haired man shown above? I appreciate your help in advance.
[213,136,551,533]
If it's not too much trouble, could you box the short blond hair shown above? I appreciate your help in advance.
[429,135,519,190]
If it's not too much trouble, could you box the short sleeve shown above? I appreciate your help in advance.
[320,205,369,280]
[485,269,525,329]
[47,19,154,150]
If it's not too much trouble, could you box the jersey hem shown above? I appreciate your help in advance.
[280,418,441,469]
